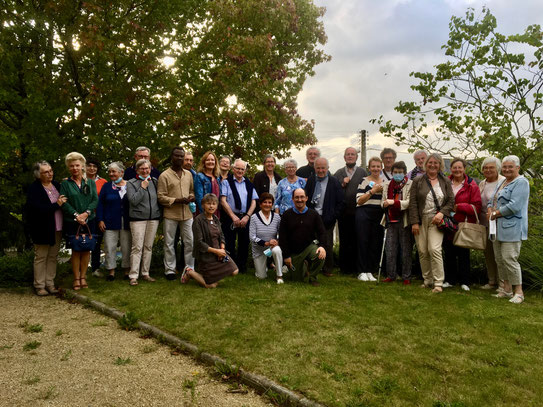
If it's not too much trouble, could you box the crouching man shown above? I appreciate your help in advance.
[279,188,326,286]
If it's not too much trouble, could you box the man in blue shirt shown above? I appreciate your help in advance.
[220,159,258,274]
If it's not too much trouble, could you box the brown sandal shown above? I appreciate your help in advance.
[80,277,88,288]
[73,279,81,291]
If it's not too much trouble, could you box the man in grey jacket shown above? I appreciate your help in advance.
[333,147,367,275]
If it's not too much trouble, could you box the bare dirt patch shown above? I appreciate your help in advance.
[0,290,271,406]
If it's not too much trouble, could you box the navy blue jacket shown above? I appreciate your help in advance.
[304,173,345,228]
[96,182,130,230]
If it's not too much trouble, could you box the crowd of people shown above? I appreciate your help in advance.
[26,145,530,304]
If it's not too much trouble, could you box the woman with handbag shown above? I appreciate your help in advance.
[60,152,99,290]
[126,159,161,286]
[96,162,131,281]
[488,155,530,304]
[26,161,67,295]
[408,153,454,293]
[479,157,505,290]
[442,158,482,291]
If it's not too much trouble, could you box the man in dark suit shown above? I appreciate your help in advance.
[333,147,368,275]
[305,157,344,276]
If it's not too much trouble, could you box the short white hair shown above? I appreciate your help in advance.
[502,155,520,167]
[481,156,501,172]
[233,158,247,169]
[135,159,151,170]
[283,158,297,168]
[306,146,321,156]
[135,146,150,154]
[108,161,125,173]
[413,150,428,159]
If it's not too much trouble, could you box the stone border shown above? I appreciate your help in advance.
[66,290,325,407]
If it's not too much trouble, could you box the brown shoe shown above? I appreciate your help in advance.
[129,279,138,286]
[46,286,59,294]
[310,281,320,287]
[36,288,49,296]
[142,276,156,282]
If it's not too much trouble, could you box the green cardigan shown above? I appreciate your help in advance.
[60,178,99,222]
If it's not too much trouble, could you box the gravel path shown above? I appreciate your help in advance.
[0,290,271,407]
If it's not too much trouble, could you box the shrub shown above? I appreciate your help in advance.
[0,251,34,287]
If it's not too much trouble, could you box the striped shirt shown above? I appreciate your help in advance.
[356,178,383,207]
[249,211,281,258]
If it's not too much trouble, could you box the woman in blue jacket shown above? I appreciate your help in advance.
[488,155,530,304]
[194,151,222,215]
[97,162,131,281]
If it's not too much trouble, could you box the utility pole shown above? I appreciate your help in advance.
[359,129,367,169]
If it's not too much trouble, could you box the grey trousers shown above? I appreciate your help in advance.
[385,222,412,280]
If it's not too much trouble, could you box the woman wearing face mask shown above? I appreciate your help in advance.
[381,161,413,284]
[96,162,131,281]
[442,158,482,291]
[126,159,161,286]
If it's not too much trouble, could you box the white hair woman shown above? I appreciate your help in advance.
[488,155,530,304]
[96,162,131,281]
[26,161,67,295]
[274,159,307,214]
[479,157,505,290]
[60,152,99,290]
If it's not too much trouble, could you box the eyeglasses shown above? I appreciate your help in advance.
[233,167,245,171]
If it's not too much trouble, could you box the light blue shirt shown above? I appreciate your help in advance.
[220,177,258,214]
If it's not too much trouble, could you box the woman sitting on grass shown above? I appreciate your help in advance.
[183,193,238,287]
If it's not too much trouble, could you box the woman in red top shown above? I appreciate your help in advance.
[443,157,482,291]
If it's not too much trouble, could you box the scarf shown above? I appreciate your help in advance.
[387,176,408,222]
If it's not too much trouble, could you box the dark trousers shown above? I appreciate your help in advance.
[89,218,102,271]
[443,238,470,286]
[338,214,358,274]
[355,208,384,275]
[322,224,335,274]
[221,216,250,274]
[384,223,412,280]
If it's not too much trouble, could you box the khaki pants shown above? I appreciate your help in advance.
[129,220,159,279]
[33,231,62,290]
[415,216,445,287]
[492,240,522,286]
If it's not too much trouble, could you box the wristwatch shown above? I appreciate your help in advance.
[492,211,497,218]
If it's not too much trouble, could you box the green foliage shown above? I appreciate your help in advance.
[22,322,43,333]
[60,349,72,361]
[0,251,34,287]
[117,311,139,331]
[23,376,40,385]
[114,356,132,366]
[214,361,240,380]
[0,0,329,249]
[372,7,543,177]
[520,180,543,290]
[22,340,41,351]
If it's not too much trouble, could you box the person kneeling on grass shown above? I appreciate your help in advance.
[279,188,326,287]
[182,193,238,288]
[249,193,285,284]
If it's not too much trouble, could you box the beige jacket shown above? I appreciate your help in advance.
[157,168,195,221]
[380,179,412,227]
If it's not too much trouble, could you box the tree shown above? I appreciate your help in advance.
[372,7,543,176]
[0,0,329,250]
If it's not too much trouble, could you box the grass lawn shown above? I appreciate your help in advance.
[67,271,543,407]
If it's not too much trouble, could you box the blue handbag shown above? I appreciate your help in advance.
[69,223,97,252]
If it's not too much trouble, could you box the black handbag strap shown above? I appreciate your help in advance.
[424,176,441,212]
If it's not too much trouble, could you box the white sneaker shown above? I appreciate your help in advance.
[277,278,284,285]
[92,269,103,278]
[461,284,470,291]
[281,265,288,275]
[357,273,368,281]
[366,273,377,282]
[442,282,452,288]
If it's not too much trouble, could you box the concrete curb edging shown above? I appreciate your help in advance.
[66,290,325,407]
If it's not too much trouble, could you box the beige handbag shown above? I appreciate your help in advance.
[453,205,487,250]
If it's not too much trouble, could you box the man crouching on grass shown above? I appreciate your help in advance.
[279,188,326,286]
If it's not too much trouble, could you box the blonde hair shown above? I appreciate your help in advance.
[424,153,445,172]
[368,156,382,168]
[196,151,219,177]
[65,152,87,178]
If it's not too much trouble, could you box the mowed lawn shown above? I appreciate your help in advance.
[70,272,543,407]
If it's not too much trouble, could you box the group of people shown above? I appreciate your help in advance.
[27,144,530,304]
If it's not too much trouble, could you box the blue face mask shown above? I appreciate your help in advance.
[393,173,405,182]
[138,175,149,181]
[113,177,123,184]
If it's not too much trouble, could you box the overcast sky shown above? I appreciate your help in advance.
[288,0,543,172]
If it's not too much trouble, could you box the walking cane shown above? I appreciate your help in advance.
[377,210,390,284]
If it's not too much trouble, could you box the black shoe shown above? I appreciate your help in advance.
[165,273,176,281]
[106,274,115,281]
